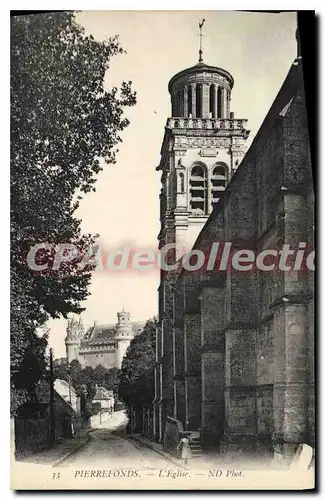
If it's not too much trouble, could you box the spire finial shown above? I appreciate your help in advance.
[198,19,206,63]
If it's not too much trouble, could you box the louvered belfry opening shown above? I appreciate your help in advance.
[211,163,227,206]
[190,164,207,214]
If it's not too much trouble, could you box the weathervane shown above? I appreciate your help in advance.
[198,19,206,62]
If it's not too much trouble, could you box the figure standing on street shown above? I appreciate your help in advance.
[178,434,192,465]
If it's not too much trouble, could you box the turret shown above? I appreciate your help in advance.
[114,309,133,368]
[65,316,84,363]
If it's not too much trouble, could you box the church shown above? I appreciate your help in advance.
[65,311,145,370]
[153,27,314,463]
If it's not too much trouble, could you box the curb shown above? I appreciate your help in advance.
[53,429,93,467]
[130,436,188,470]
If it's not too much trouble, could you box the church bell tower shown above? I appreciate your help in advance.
[154,20,250,442]
[156,21,250,260]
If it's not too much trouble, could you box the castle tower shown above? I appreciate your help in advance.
[114,309,133,369]
[157,29,250,260]
[65,316,84,363]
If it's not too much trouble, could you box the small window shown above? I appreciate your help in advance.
[174,120,179,128]
[179,172,185,193]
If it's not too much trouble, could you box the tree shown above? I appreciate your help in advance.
[53,357,69,382]
[117,318,157,427]
[93,365,118,391]
[11,12,136,414]
[52,359,118,419]
[11,326,49,415]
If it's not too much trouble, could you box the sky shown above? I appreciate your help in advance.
[47,10,297,358]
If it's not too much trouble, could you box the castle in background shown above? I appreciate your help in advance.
[65,311,145,369]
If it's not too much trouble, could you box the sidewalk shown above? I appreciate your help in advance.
[17,427,92,467]
[129,434,188,469]
[129,435,276,471]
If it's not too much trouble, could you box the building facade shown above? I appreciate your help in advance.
[65,311,145,370]
[154,55,249,443]
[154,47,314,462]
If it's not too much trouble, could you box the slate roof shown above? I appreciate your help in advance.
[93,387,114,400]
[81,321,145,346]
[168,61,234,92]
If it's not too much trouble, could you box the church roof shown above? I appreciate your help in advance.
[168,61,234,92]
[81,321,145,346]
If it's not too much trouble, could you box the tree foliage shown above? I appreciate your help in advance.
[117,318,157,413]
[11,11,136,415]
[53,358,118,418]
[52,357,69,382]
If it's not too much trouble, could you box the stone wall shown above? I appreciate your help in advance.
[171,60,314,460]
[80,350,116,369]
[163,416,184,456]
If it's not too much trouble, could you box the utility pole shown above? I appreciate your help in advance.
[49,348,55,444]
[99,386,102,425]
[68,372,72,406]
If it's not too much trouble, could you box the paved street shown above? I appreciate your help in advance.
[18,410,274,471]
[60,411,174,470]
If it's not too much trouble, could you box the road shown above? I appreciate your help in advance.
[61,411,174,470]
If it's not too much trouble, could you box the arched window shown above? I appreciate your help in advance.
[187,86,192,117]
[213,165,226,177]
[196,84,202,118]
[211,163,228,207]
[209,84,216,118]
[179,172,185,193]
[202,120,206,129]
[190,163,207,214]
[217,87,222,118]
[174,120,179,128]
[192,165,204,177]
[211,121,215,129]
